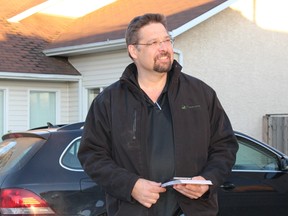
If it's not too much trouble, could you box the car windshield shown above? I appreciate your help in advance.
[0,136,45,174]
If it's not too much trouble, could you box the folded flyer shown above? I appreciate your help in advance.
[161,177,213,187]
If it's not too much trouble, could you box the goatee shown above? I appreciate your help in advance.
[153,52,172,73]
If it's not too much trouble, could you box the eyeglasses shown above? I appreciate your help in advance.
[133,38,174,48]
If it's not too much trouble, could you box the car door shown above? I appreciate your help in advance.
[218,135,288,216]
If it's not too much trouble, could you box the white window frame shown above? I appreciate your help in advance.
[0,89,6,136]
[82,87,105,119]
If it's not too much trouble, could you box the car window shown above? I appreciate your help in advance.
[60,137,82,171]
[0,137,45,174]
[234,137,279,171]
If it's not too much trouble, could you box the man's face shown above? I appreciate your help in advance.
[131,23,174,74]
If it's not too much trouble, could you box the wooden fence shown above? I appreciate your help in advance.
[263,114,288,155]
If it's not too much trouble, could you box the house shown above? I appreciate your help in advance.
[1,0,288,145]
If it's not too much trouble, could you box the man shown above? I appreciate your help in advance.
[78,13,238,216]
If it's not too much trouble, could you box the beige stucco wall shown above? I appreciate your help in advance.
[173,0,288,140]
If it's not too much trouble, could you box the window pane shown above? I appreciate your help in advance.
[0,90,3,136]
[61,137,82,170]
[88,88,101,107]
[234,137,279,170]
[30,91,56,128]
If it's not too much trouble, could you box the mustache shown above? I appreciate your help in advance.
[155,52,171,60]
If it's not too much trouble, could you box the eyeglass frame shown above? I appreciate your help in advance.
[133,37,174,48]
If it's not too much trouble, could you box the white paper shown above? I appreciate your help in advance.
[161,178,213,187]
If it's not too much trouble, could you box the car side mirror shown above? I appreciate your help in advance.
[280,157,288,171]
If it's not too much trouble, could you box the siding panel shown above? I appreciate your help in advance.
[69,50,132,88]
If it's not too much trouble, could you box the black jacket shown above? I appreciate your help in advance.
[78,60,238,216]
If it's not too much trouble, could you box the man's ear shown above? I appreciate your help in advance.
[128,44,138,59]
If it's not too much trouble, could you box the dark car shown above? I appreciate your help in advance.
[218,132,288,216]
[0,123,106,216]
[0,122,288,216]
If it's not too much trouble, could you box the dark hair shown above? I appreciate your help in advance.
[125,13,167,46]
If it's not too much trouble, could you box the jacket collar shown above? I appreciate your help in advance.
[120,60,182,92]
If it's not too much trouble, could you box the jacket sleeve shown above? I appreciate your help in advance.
[77,92,139,202]
[200,87,239,193]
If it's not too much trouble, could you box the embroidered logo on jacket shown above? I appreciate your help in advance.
[181,105,201,110]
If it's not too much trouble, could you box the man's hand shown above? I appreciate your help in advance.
[131,178,166,208]
[173,176,209,199]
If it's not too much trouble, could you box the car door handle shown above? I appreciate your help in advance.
[221,182,236,190]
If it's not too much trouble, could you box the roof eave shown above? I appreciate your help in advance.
[171,0,238,37]
[0,72,81,81]
[43,38,127,57]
